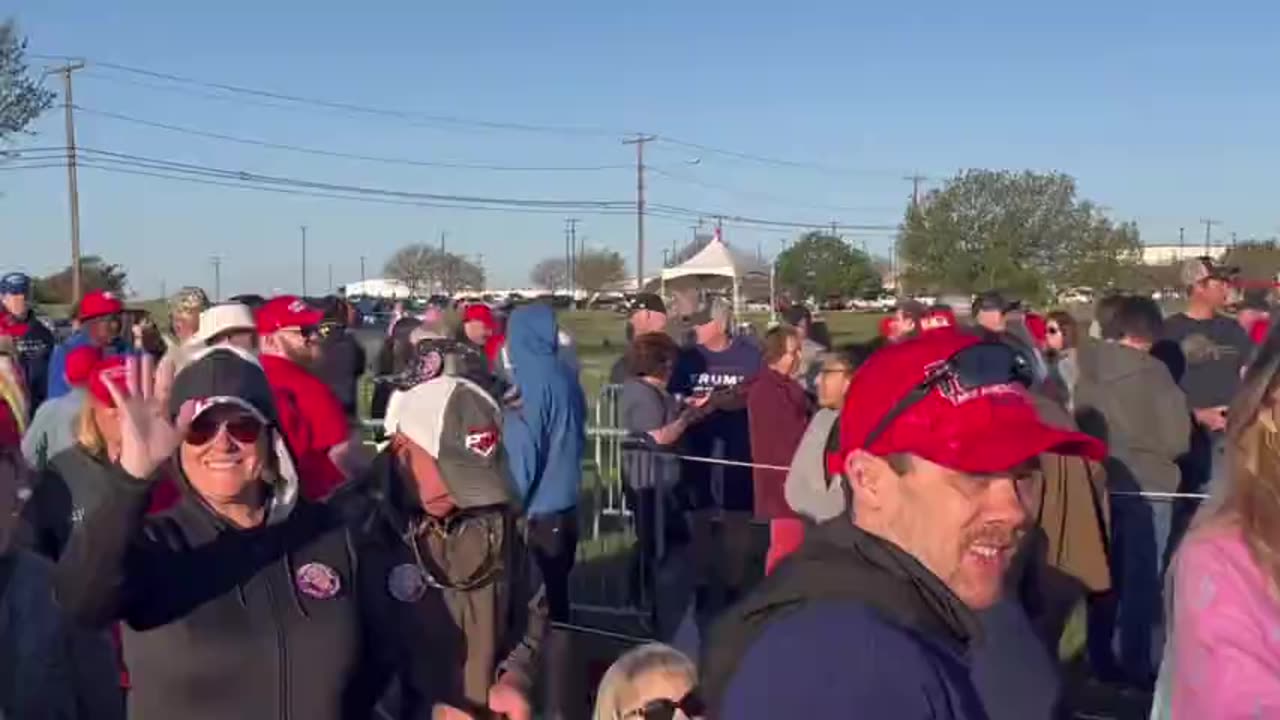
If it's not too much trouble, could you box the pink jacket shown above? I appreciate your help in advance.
[1170,526,1280,718]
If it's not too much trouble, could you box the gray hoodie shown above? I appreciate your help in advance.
[1073,339,1191,494]
[783,409,846,522]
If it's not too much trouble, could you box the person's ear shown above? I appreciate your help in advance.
[845,450,895,511]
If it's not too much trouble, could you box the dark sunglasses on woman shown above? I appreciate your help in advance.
[186,413,265,446]
[623,690,705,720]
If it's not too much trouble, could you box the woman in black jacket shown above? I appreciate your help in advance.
[53,348,392,720]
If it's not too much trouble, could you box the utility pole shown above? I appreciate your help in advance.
[328,263,334,293]
[565,218,579,296]
[1179,227,1185,253]
[360,256,366,284]
[300,225,308,296]
[1231,231,1238,249]
[210,256,222,301]
[623,134,656,290]
[440,231,448,253]
[50,61,86,304]
[1200,218,1220,255]
[904,174,927,208]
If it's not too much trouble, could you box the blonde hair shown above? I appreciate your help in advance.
[593,643,696,720]
[1198,340,1280,591]
[75,396,111,459]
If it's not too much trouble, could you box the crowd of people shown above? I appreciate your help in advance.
[1,251,1279,718]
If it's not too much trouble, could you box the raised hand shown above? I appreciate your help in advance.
[100,354,192,480]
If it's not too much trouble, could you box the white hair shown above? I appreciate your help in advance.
[592,643,696,720]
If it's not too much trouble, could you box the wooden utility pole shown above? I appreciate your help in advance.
[623,134,656,290]
[51,62,86,304]
[210,256,222,301]
[904,173,928,208]
[1200,218,1220,255]
[360,256,366,284]
[300,225,309,296]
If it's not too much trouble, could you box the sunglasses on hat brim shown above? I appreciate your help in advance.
[862,341,1036,450]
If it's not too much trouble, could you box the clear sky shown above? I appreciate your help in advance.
[5,1,1278,298]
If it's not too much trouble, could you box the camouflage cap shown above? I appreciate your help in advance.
[169,286,211,317]
[1180,256,1237,287]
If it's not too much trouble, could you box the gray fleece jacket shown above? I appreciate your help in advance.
[1073,340,1191,494]
[783,409,846,522]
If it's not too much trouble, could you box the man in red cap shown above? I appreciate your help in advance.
[460,303,503,364]
[702,329,1105,719]
[256,296,362,500]
[46,290,126,401]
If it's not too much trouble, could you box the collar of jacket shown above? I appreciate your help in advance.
[729,518,980,651]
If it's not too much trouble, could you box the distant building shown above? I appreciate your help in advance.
[1141,244,1226,266]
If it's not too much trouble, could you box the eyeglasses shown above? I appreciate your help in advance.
[622,690,705,720]
[186,413,265,446]
[862,342,1035,449]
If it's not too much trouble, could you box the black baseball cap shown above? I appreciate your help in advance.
[973,290,1018,314]
[629,293,666,315]
[1239,289,1271,312]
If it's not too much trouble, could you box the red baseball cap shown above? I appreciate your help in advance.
[255,296,324,335]
[65,346,104,388]
[88,356,132,407]
[78,290,125,322]
[877,315,897,339]
[462,304,495,329]
[839,330,1105,474]
[1024,312,1048,349]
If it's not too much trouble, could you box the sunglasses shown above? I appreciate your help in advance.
[862,342,1035,449]
[186,412,266,446]
[623,690,705,720]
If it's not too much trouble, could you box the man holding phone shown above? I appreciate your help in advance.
[1163,258,1251,497]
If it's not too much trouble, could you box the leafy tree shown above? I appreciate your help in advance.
[383,244,484,296]
[898,170,1142,299]
[530,257,568,291]
[0,20,54,142]
[34,255,129,304]
[775,232,881,300]
[573,249,627,293]
[1223,240,1280,283]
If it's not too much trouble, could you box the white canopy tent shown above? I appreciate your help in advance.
[659,236,771,312]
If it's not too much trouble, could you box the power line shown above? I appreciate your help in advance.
[74,147,632,209]
[654,135,907,178]
[647,202,898,232]
[51,57,624,138]
[73,106,630,172]
[44,56,926,180]
[70,158,637,217]
[649,166,901,215]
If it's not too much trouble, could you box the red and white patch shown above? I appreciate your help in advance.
[465,426,499,458]
[288,299,307,314]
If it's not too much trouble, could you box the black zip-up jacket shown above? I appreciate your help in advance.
[52,462,391,720]
[23,445,115,561]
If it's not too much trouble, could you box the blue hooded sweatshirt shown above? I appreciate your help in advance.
[45,331,126,401]
[502,304,587,516]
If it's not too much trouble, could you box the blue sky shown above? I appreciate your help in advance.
[5,1,1278,297]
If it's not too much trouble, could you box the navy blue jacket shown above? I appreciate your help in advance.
[722,601,988,720]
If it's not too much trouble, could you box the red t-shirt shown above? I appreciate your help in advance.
[260,354,350,500]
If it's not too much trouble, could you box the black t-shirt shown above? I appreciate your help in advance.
[1162,313,1251,409]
